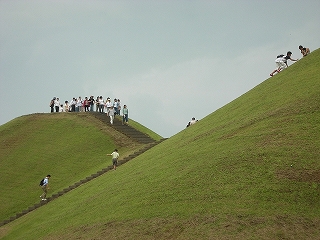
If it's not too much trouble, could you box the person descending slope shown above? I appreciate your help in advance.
[39,174,51,201]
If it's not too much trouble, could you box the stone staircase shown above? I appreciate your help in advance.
[0,113,166,227]
[91,112,156,144]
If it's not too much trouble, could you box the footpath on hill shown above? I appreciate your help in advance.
[0,113,166,227]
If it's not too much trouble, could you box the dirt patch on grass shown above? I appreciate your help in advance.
[0,225,11,239]
[276,169,320,183]
[45,215,320,240]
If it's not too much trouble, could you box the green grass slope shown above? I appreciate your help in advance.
[0,112,159,221]
[1,49,320,239]
[125,117,163,141]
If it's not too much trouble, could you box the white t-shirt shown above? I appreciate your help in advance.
[99,99,104,106]
[43,177,49,186]
[76,99,82,107]
[190,120,197,125]
[54,99,60,107]
[111,151,119,159]
[106,101,112,108]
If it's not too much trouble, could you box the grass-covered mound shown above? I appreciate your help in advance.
[1,49,319,239]
[0,112,161,222]
[126,118,163,142]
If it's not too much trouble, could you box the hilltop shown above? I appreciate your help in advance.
[1,49,319,239]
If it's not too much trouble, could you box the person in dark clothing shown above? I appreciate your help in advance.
[49,97,55,113]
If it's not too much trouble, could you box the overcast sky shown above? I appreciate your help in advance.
[1,0,319,137]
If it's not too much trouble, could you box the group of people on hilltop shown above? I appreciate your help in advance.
[269,45,310,77]
[49,96,129,124]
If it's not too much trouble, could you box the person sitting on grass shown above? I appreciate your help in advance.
[299,45,310,57]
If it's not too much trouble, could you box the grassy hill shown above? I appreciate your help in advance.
[1,49,319,239]
[0,113,161,222]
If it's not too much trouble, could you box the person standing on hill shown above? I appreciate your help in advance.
[54,98,60,112]
[83,97,90,112]
[98,96,104,113]
[299,45,310,57]
[49,97,55,113]
[76,97,83,112]
[89,96,95,112]
[70,98,76,112]
[40,174,51,201]
[95,96,100,112]
[107,149,119,170]
[64,100,69,112]
[270,51,298,77]
[122,105,129,124]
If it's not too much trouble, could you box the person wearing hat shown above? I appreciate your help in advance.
[270,51,298,77]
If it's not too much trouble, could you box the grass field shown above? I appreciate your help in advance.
[0,49,319,239]
[0,113,161,222]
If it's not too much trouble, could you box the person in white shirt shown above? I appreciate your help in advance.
[40,174,51,201]
[70,98,77,112]
[122,105,129,124]
[54,98,60,112]
[98,96,104,113]
[190,117,197,125]
[107,149,119,170]
[76,97,83,112]
[64,101,69,112]
[186,117,197,127]
[105,98,112,116]
[109,106,115,124]
[270,51,298,77]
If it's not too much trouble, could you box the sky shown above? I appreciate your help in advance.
[1,0,319,137]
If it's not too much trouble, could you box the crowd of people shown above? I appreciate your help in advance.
[269,44,310,77]
[49,96,129,124]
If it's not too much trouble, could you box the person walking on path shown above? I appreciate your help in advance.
[122,105,129,124]
[109,106,115,124]
[113,98,119,115]
[40,174,51,201]
[299,45,310,57]
[107,149,119,170]
[270,51,298,77]
[105,98,112,116]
